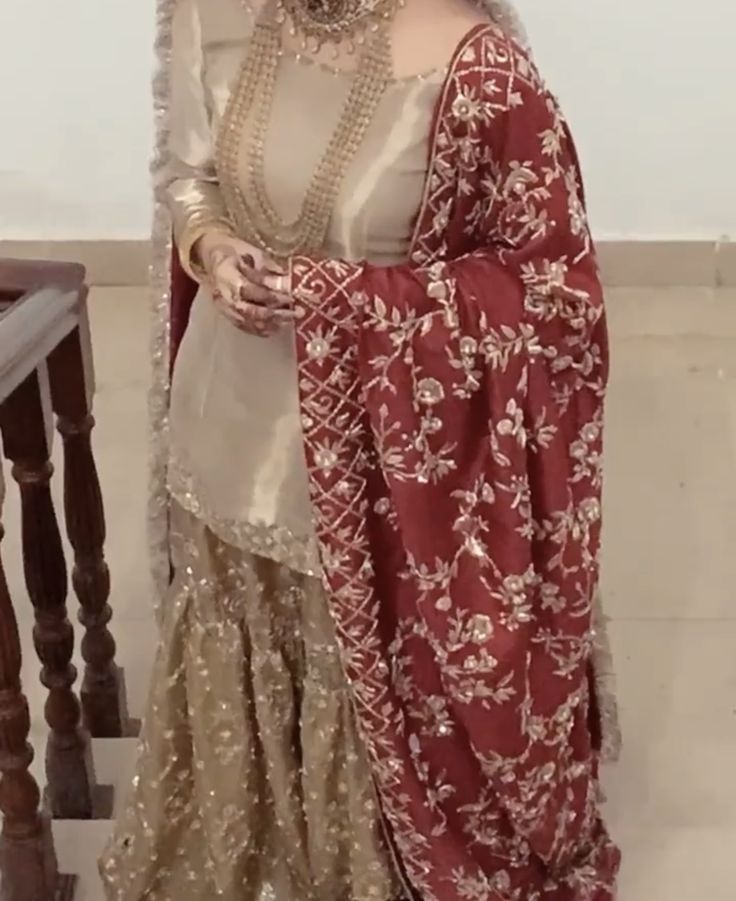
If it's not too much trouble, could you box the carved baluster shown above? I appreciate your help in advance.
[0,367,97,820]
[0,530,72,901]
[0,466,75,901]
[48,315,132,739]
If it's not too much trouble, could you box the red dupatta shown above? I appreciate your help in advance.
[287,26,619,901]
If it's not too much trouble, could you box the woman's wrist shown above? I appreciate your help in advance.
[180,221,236,281]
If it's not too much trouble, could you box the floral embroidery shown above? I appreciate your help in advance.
[292,27,619,901]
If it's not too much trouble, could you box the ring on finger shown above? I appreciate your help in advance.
[267,274,289,295]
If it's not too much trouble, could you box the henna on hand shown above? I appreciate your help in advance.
[194,232,294,337]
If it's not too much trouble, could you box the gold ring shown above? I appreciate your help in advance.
[272,274,289,294]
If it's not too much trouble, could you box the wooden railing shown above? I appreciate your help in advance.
[0,259,132,901]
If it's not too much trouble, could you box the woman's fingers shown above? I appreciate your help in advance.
[213,290,291,337]
[262,272,290,295]
[269,292,292,309]
[237,251,285,277]
[238,281,275,306]
[236,265,290,307]
[215,270,278,305]
[239,301,294,331]
[271,308,296,323]
[210,254,292,335]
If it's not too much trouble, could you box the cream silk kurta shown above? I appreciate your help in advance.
[165,0,445,576]
[100,1,445,899]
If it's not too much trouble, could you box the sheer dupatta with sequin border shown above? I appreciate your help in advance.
[286,26,620,901]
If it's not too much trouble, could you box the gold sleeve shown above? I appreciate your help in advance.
[164,0,235,280]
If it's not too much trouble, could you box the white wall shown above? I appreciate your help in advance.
[518,0,736,240]
[1,0,734,241]
[0,0,155,240]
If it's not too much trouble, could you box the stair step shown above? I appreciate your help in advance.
[28,736,139,820]
[91,737,139,819]
[52,819,111,901]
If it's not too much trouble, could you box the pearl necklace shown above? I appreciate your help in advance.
[217,0,397,259]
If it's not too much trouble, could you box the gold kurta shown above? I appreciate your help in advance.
[100,0,442,898]
[166,0,444,575]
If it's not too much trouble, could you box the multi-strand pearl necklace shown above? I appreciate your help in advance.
[217,0,402,259]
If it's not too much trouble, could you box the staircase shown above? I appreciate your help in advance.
[0,261,150,901]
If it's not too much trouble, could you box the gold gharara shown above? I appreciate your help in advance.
[217,0,402,258]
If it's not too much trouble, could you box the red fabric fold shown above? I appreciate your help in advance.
[169,246,197,373]
[291,26,619,900]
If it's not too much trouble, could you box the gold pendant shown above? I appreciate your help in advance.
[277,0,401,48]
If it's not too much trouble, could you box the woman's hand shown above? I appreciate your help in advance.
[194,232,293,337]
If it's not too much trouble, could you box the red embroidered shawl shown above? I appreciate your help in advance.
[170,25,619,901]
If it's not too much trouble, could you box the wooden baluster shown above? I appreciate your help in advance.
[48,313,133,739]
[0,468,75,901]
[0,367,98,820]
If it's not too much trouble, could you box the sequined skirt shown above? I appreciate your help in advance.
[99,503,400,900]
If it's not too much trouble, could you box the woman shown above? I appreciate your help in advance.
[101,0,621,898]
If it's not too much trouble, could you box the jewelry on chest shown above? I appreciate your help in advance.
[217,0,403,258]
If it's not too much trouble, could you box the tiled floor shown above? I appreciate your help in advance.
[2,285,736,899]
